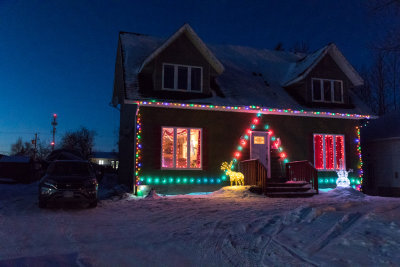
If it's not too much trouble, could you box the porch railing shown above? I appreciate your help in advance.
[239,159,268,192]
[285,160,318,193]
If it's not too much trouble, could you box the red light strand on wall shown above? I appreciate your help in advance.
[314,134,324,169]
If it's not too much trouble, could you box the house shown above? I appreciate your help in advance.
[362,111,400,196]
[112,24,372,195]
[90,152,119,169]
[0,155,35,183]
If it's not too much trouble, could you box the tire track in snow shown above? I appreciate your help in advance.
[307,212,363,253]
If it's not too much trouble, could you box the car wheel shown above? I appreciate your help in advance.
[88,200,97,208]
[38,199,47,209]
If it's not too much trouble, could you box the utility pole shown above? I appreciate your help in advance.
[31,133,38,160]
[51,114,58,151]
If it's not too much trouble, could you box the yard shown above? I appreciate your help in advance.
[0,182,399,266]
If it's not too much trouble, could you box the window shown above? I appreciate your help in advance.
[313,134,345,171]
[162,63,202,92]
[99,159,104,165]
[161,127,202,169]
[312,78,343,103]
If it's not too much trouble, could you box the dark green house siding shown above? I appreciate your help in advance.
[137,106,361,193]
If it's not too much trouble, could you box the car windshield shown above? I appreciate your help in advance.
[47,162,93,176]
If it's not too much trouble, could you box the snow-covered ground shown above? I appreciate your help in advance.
[1,182,400,266]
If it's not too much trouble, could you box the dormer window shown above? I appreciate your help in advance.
[312,78,343,103]
[162,63,202,92]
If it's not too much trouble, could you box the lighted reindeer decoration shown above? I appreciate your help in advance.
[221,161,245,186]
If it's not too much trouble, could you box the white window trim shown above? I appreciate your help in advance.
[162,63,203,93]
[161,127,203,170]
[313,133,346,171]
[311,78,344,103]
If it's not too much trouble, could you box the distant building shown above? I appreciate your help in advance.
[362,111,400,196]
[90,152,119,169]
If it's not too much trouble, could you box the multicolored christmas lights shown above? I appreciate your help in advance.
[131,100,372,119]
[355,126,363,191]
[134,101,367,192]
[135,110,142,191]
[227,111,290,171]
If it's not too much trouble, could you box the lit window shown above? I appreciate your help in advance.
[162,63,202,92]
[312,78,343,103]
[99,160,104,165]
[313,134,345,171]
[161,127,202,169]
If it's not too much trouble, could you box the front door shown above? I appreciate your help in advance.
[250,131,271,178]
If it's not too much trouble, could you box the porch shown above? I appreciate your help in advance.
[239,158,318,197]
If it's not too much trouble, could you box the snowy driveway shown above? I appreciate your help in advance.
[1,184,400,266]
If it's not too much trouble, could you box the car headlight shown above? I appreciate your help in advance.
[43,179,57,189]
[41,187,55,195]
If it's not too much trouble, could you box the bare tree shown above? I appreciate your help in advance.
[357,66,375,110]
[36,140,52,161]
[10,137,33,157]
[386,51,400,110]
[60,127,96,160]
[372,51,388,115]
[368,0,400,13]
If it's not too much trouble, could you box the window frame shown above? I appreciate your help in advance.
[311,78,344,103]
[161,126,203,170]
[313,133,346,171]
[162,63,203,93]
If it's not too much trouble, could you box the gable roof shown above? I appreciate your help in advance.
[138,24,224,75]
[115,26,371,116]
[284,43,364,87]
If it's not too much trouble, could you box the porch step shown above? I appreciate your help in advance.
[266,182,309,187]
[265,185,311,193]
[264,181,317,198]
[266,189,317,198]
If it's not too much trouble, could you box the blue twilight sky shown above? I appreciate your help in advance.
[0,0,397,154]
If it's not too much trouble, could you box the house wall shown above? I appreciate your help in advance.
[286,54,354,107]
[118,103,137,189]
[138,33,218,100]
[136,106,361,194]
[363,138,400,196]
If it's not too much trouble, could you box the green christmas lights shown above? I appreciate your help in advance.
[139,176,223,185]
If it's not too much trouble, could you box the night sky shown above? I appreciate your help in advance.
[0,0,397,154]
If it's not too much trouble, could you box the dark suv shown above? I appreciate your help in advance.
[38,160,98,208]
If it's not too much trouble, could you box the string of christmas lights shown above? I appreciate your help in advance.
[228,112,289,173]
[135,111,142,191]
[132,100,371,119]
[134,104,366,191]
[355,126,363,191]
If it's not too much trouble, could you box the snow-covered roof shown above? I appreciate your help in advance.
[117,27,370,115]
[138,24,224,75]
[284,43,364,87]
[0,155,31,163]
